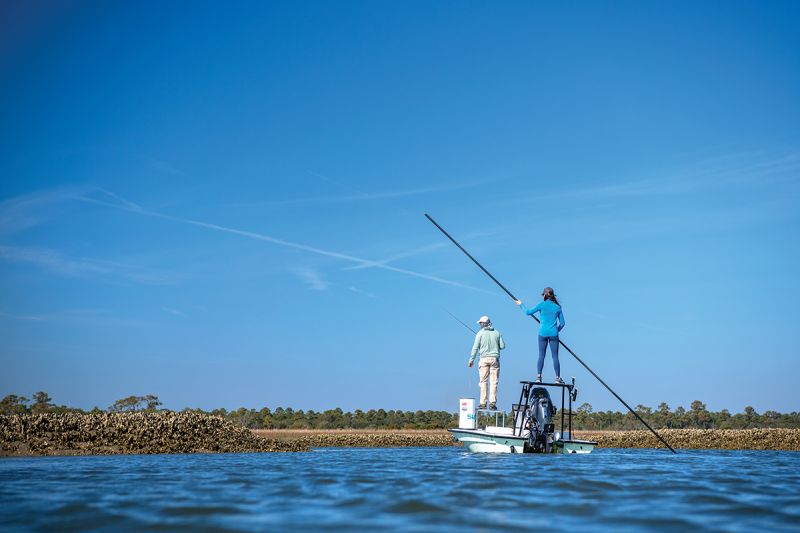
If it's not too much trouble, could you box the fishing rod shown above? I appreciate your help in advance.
[442,309,479,394]
[442,308,477,335]
[425,213,677,454]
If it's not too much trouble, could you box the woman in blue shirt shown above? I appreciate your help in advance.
[515,287,566,384]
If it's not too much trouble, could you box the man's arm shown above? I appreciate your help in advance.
[498,332,505,350]
[469,331,482,365]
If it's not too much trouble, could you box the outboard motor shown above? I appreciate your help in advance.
[527,387,557,452]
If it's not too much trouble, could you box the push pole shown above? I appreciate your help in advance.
[425,213,677,453]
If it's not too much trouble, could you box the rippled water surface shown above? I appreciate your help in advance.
[1,447,799,532]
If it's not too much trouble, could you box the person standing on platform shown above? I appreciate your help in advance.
[515,287,566,384]
[468,316,506,410]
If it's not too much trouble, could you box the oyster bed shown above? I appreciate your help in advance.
[0,412,308,456]
[259,428,800,451]
[3,414,799,456]
[574,428,800,451]
[294,432,454,448]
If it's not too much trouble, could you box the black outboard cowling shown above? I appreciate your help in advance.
[528,387,557,452]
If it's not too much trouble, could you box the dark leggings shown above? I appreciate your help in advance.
[537,335,560,377]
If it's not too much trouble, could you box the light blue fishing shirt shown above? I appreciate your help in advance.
[469,326,505,364]
[520,300,565,337]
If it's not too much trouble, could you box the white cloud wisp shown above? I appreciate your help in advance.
[77,191,493,294]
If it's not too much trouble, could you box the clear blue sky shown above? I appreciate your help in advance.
[1,1,798,414]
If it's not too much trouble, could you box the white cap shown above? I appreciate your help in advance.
[477,316,491,325]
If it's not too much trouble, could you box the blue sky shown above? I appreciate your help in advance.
[1,1,798,414]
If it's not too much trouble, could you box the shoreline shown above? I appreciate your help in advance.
[255,428,800,451]
[3,412,799,456]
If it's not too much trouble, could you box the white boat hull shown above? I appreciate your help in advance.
[449,429,597,454]
[448,428,529,454]
[554,439,596,454]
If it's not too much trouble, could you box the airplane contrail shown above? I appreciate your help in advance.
[77,190,493,293]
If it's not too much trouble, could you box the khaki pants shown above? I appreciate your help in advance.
[478,356,500,406]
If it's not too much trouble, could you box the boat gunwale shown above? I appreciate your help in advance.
[447,428,528,441]
[556,438,598,445]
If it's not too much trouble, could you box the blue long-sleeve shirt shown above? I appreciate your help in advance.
[520,300,565,337]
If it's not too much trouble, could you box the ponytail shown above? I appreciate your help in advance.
[542,287,560,306]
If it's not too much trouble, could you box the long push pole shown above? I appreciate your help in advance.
[425,213,677,453]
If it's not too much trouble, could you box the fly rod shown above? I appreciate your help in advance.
[425,213,676,453]
[443,308,477,335]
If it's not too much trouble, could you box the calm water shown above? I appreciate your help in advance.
[1,447,799,532]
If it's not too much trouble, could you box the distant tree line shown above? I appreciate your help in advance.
[3,392,799,430]
[182,407,459,430]
[0,392,161,415]
[569,400,800,430]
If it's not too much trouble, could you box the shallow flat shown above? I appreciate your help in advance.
[1,447,798,531]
